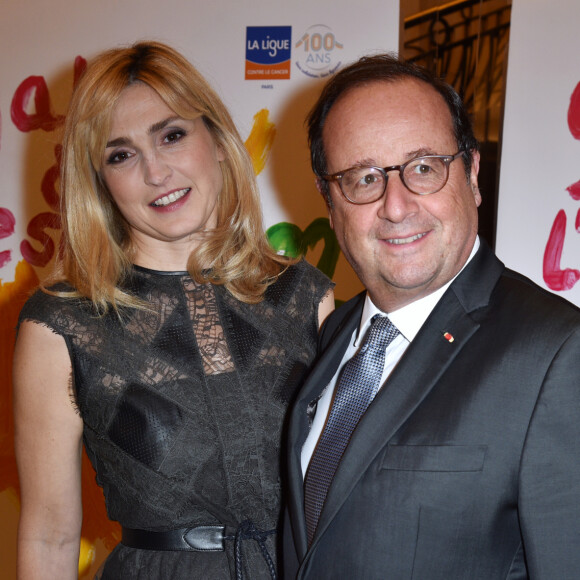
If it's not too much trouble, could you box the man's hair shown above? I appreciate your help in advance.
[51,41,287,312]
[307,53,480,196]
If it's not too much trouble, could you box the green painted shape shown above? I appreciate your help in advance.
[267,217,340,279]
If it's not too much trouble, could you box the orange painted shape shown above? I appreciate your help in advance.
[0,261,40,490]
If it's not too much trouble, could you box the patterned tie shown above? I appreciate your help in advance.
[304,315,400,546]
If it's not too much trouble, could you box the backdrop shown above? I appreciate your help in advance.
[0,0,399,575]
[497,0,580,307]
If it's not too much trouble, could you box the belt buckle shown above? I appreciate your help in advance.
[183,525,225,551]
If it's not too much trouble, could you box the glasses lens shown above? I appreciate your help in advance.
[403,156,449,194]
[341,167,385,203]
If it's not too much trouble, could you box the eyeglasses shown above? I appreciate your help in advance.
[321,151,466,205]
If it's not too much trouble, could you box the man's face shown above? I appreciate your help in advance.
[321,78,481,312]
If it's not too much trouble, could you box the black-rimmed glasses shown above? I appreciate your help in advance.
[321,151,466,205]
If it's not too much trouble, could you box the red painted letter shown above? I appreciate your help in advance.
[543,210,580,291]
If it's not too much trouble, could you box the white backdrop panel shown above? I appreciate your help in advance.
[497,0,580,306]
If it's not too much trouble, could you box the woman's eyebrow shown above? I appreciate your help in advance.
[105,116,184,149]
[148,116,182,136]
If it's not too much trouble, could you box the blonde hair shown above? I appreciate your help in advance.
[47,41,288,312]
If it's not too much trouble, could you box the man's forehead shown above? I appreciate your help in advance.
[329,77,448,118]
[322,78,456,156]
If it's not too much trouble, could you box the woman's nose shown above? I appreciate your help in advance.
[143,152,172,186]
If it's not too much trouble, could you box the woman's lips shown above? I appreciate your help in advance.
[150,188,191,207]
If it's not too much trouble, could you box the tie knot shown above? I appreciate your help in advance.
[364,315,400,351]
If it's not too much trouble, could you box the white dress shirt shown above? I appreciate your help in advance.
[301,237,481,477]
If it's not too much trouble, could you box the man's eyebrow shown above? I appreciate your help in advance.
[351,158,378,168]
[404,147,439,159]
[343,149,439,170]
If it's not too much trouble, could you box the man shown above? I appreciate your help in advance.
[284,54,580,579]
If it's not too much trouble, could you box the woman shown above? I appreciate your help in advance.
[14,41,333,579]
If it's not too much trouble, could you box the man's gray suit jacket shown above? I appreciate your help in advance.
[284,242,580,580]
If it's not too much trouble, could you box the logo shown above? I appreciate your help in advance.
[295,24,344,79]
[246,26,292,80]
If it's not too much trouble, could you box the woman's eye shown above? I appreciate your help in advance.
[107,150,131,165]
[164,129,186,144]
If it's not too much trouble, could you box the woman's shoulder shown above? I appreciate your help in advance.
[295,258,332,282]
[293,258,334,294]
[267,258,333,303]
[18,283,92,332]
[277,258,328,281]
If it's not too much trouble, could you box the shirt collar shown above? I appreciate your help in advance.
[355,236,480,345]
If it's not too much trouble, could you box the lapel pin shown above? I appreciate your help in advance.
[443,332,455,343]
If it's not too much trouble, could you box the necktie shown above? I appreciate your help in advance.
[304,315,400,545]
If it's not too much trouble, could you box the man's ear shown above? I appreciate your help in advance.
[327,207,334,230]
[315,177,334,213]
[469,150,482,207]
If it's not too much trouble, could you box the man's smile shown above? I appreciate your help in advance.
[385,232,428,245]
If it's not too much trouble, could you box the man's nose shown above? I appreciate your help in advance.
[376,171,420,222]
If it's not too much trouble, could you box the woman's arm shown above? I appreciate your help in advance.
[317,289,335,329]
[14,320,84,580]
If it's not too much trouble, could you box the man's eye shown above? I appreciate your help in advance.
[414,163,433,174]
[349,169,382,188]
[360,173,380,185]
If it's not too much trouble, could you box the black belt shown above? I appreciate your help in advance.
[122,525,226,552]
[121,521,277,580]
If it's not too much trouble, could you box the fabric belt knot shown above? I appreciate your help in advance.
[230,520,277,580]
[303,314,400,546]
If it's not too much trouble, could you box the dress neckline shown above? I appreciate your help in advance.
[132,264,189,276]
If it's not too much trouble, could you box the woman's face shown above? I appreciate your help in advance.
[100,82,225,267]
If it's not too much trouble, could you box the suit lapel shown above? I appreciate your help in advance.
[287,295,365,557]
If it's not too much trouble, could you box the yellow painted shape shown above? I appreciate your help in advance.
[244,109,276,175]
[78,537,96,576]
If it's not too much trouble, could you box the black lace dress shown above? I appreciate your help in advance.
[18,260,332,579]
